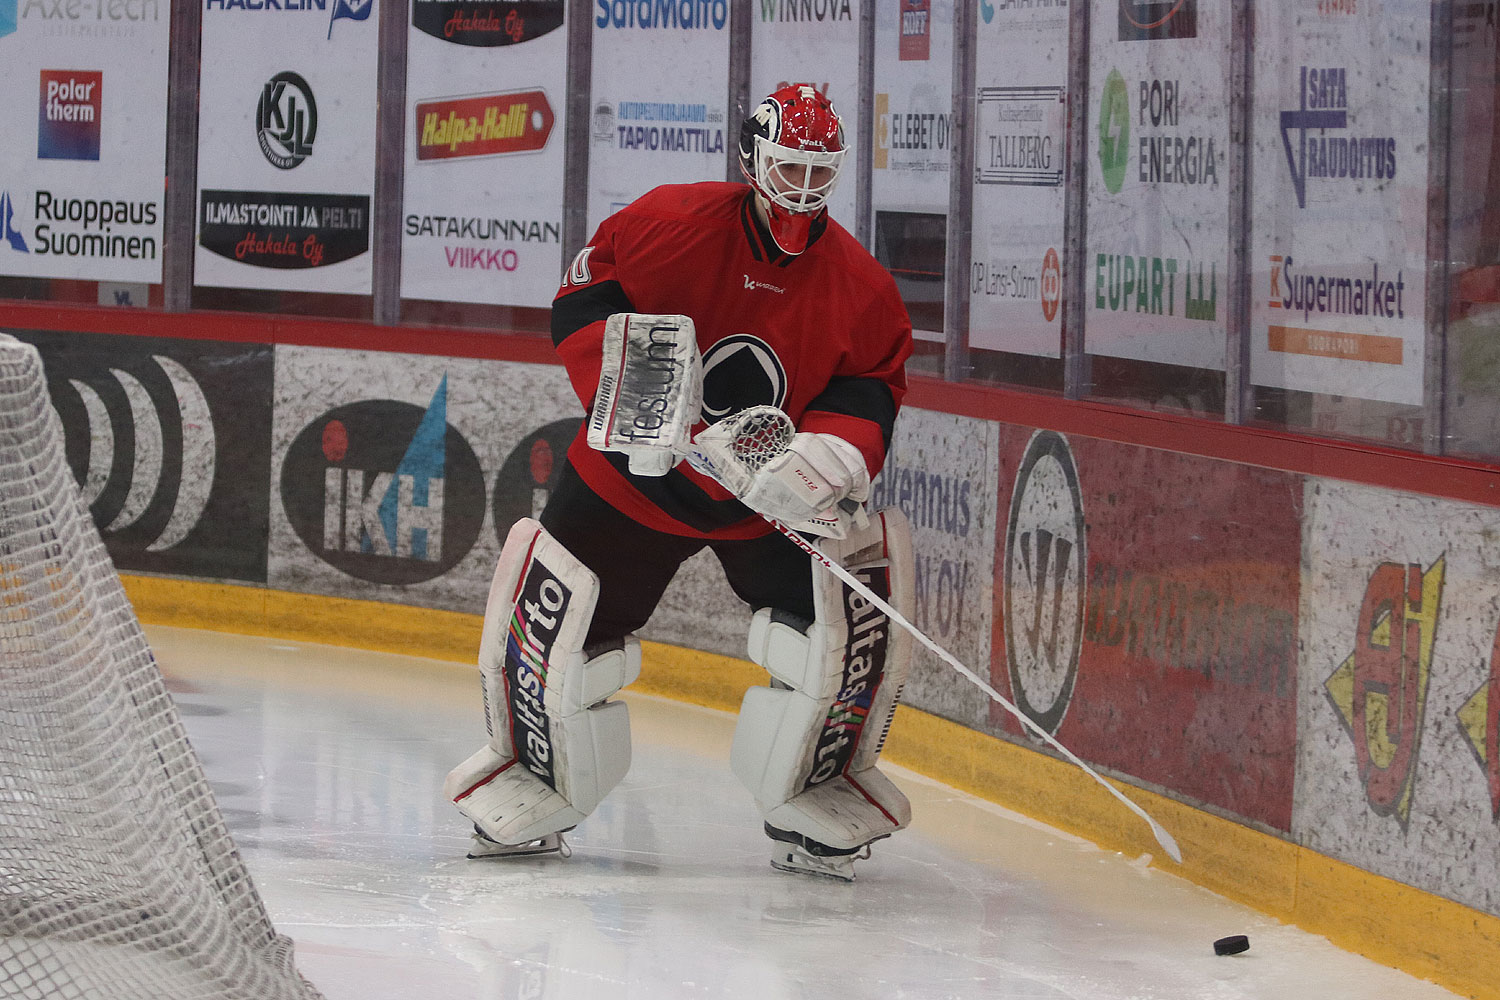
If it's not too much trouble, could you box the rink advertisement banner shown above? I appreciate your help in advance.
[402,3,566,308]
[270,346,581,609]
[412,0,564,45]
[872,0,952,341]
[0,2,169,284]
[195,1,381,294]
[1085,0,1229,371]
[967,0,1068,357]
[749,0,860,231]
[587,0,729,228]
[1248,3,1430,406]
[1299,481,1500,917]
[199,190,370,270]
[10,329,273,584]
[992,428,1301,829]
[869,409,1000,731]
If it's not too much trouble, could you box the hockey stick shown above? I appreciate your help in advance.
[685,407,1184,864]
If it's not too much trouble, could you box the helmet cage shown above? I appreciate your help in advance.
[751,134,846,215]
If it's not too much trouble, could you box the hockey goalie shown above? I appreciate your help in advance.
[444,85,915,880]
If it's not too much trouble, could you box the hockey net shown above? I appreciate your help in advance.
[0,336,322,1000]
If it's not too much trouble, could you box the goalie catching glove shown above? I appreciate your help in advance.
[741,431,869,537]
[685,406,870,539]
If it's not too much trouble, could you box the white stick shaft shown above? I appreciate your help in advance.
[765,515,1183,864]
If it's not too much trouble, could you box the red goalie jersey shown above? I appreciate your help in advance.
[551,181,913,540]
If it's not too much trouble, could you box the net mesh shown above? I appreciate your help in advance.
[721,406,795,474]
[0,336,322,1000]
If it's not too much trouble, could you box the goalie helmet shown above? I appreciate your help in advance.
[738,84,846,255]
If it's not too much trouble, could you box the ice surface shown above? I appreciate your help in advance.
[148,625,1458,1000]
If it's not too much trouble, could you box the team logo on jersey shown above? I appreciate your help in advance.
[700,334,787,421]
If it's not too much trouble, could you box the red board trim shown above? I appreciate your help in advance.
[7,302,1497,509]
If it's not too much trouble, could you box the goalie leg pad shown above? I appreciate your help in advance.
[443,519,640,846]
[730,509,916,851]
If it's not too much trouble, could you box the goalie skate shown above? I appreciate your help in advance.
[467,825,572,861]
[765,824,876,882]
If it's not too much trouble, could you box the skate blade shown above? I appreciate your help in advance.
[467,831,571,860]
[769,848,857,882]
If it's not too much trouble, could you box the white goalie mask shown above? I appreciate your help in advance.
[738,84,847,254]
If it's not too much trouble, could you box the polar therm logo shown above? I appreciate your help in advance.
[281,377,486,583]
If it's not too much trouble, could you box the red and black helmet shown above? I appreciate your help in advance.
[738,85,846,253]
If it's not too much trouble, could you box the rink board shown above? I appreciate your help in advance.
[13,328,1500,998]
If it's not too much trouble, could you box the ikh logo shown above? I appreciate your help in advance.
[61,355,217,551]
[1458,620,1500,821]
[1280,66,1397,209]
[257,71,316,170]
[700,334,787,421]
[281,376,486,584]
[38,70,102,161]
[1324,556,1444,827]
[1003,430,1086,738]
[0,191,29,252]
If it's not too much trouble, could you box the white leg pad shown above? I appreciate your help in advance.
[444,519,639,846]
[445,698,633,845]
[762,767,912,852]
[731,507,916,851]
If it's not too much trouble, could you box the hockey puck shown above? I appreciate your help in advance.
[1213,935,1250,956]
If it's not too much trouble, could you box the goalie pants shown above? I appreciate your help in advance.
[540,461,815,646]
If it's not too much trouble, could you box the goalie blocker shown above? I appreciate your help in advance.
[731,508,915,867]
[588,312,702,477]
[444,519,640,849]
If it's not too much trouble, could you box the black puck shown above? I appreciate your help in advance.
[1213,935,1250,956]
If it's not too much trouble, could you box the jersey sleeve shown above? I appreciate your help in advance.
[550,217,637,409]
[798,289,913,479]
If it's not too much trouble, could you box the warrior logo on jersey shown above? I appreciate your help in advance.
[701,334,787,421]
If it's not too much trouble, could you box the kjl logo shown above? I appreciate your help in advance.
[38,70,102,161]
[1324,556,1444,827]
[281,376,487,584]
[257,71,317,170]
